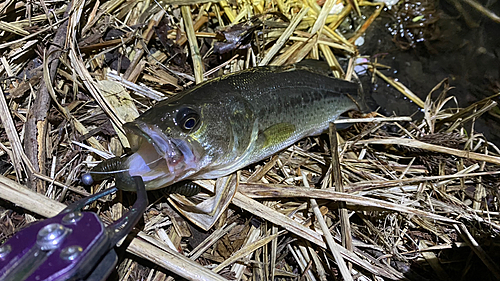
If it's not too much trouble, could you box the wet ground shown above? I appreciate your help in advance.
[354,7,500,279]
[357,0,500,144]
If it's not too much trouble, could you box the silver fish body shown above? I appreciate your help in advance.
[107,64,360,190]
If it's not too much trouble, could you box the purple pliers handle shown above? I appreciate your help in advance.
[0,176,147,281]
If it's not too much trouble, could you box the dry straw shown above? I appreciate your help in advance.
[1,0,499,280]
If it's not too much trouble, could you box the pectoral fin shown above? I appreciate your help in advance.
[261,123,296,148]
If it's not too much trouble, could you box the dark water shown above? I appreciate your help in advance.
[358,0,500,144]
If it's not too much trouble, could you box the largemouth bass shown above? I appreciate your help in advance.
[88,63,360,191]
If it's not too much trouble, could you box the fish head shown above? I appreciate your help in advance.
[122,102,205,190]
[121,95,250,190]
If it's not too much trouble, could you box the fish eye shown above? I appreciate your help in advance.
[183,117,196,130]
[175,108,200,132]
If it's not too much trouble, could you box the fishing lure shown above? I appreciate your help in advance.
[82,157,201,196]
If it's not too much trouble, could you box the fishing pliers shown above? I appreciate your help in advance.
[0,176,147,281]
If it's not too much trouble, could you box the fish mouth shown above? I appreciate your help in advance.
[122,121,200,189]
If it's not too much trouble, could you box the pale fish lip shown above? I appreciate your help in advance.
[124,121,184,172]
[122,121,199,189]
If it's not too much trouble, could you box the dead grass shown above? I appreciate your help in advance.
[1,0,500,280]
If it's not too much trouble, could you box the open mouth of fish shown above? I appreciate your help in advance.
[122,121,199,188]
